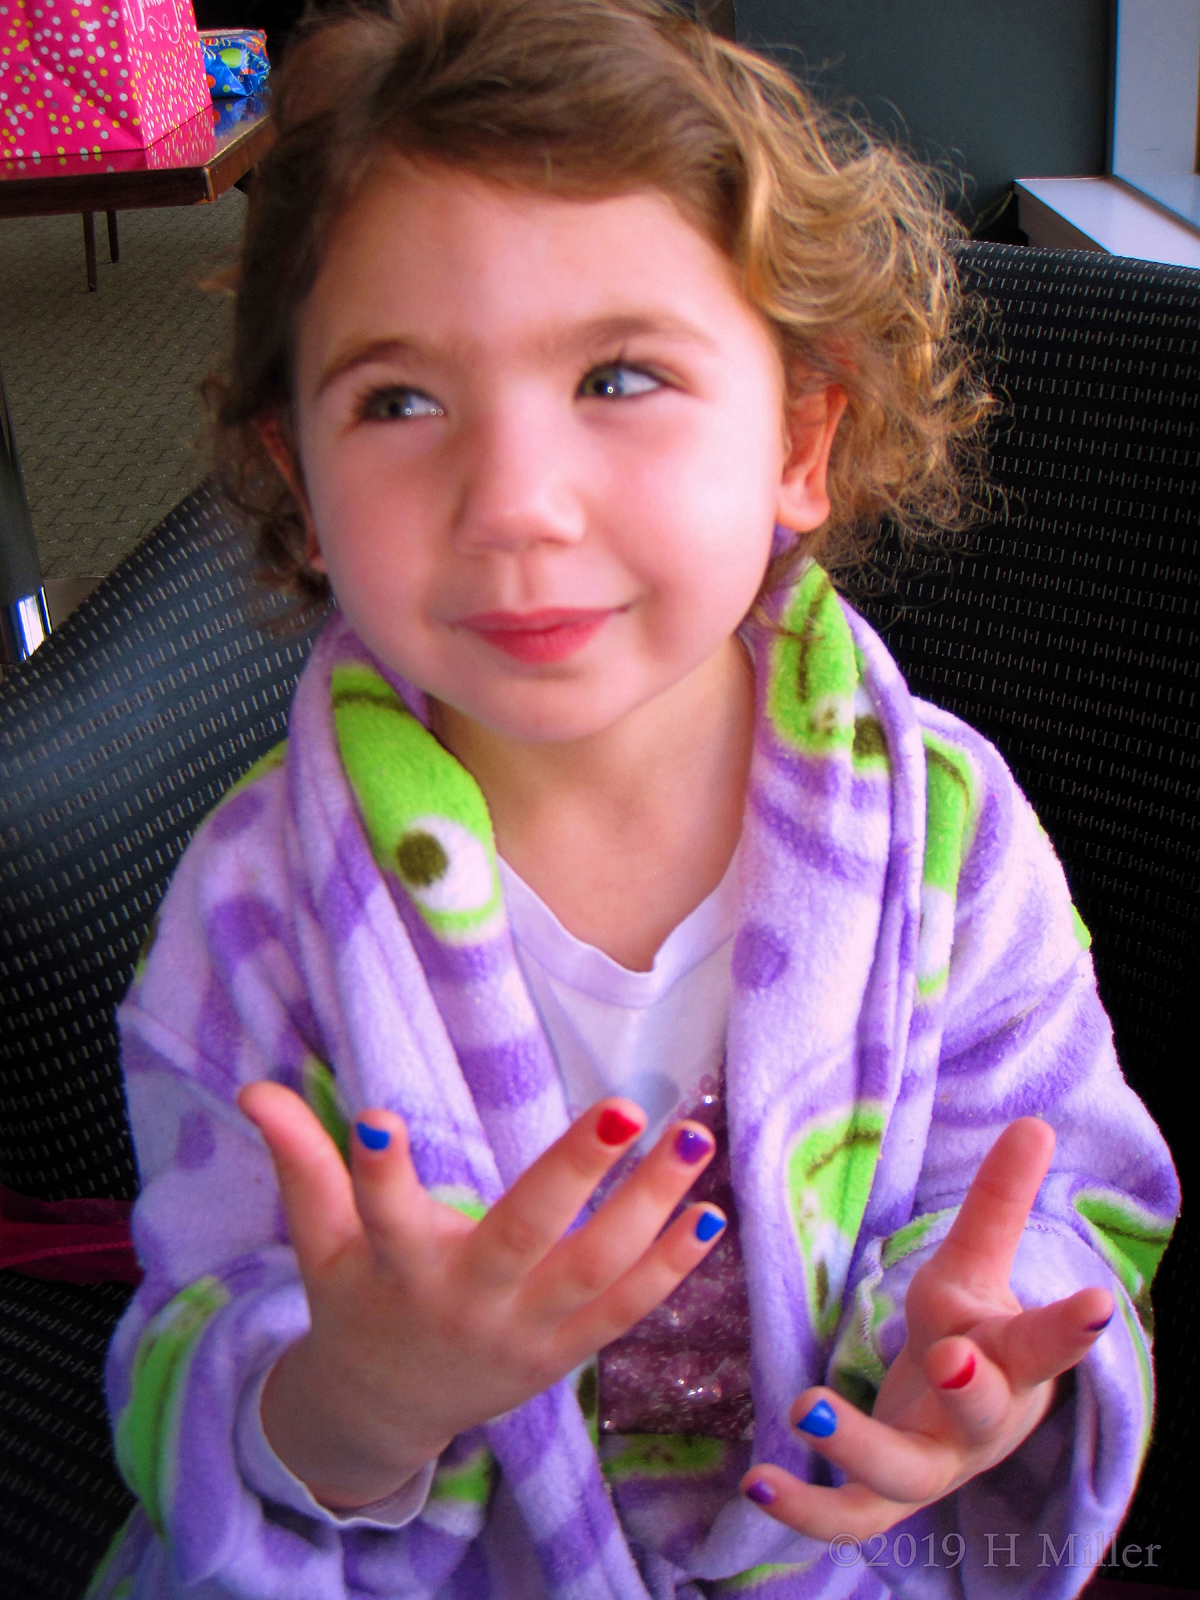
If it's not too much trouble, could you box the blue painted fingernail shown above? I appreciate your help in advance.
[1086,1312,1114,1333]
[695,1210,725,1243]
[745,1478,776,1506]
[674,1126,712,1165]
[356,1121,390,1152]
[796,1400,837,1437]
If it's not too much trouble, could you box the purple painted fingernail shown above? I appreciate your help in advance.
[745,1479,776,1507]
[1086,1312,1114,1333]
[674,1126,712,1165]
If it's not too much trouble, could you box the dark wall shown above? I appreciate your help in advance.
[193,0,306,56]
[735,0,1111,227]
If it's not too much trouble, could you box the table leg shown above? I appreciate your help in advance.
[0,356,50,665]
[82,212,97,292]
[106,210,119,263]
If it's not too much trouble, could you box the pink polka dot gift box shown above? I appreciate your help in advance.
[0,0,210,159]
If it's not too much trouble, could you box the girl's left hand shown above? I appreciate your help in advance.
[739,1117,1114,1539]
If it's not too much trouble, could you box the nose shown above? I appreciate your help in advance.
[451,395,586,554]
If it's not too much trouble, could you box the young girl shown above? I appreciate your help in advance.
[90,2,1178,1596]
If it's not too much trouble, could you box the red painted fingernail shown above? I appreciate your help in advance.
[597,1107,641,1146]
[940,1353,976,1390]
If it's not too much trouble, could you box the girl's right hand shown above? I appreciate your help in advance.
[237,1082,724,1511]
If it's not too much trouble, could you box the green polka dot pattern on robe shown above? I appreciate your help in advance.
[1072,1189,1174,1333]
[429,1185,489,1220]
[114,1276,231,1537]
[302,1054,351,1165]
[223,739,288,803]
[827,1266,894,1415]
[828,1206,958,1414]
[786,1102,887,1340]
[420,1445,498,1541]
[917,732,977,1000]
[766,566,858,758]
[714,1561,819,1594]
[880,1205,958,1270]
[601,1433,726,1483]
[331,663,502,943]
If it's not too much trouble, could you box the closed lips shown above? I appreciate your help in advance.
[457,608,618,663]
[457,608,616,631]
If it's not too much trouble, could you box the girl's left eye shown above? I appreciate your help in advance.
[578,364,661,400]
[359,387,445,422]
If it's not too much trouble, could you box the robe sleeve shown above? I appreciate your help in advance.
[234,1367,437,1528]
[100,768,487,1599]
[828,708,1179,1600]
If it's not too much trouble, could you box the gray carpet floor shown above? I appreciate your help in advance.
[0,190,246,581]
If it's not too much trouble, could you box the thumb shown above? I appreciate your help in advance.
[238,1080,361,1273]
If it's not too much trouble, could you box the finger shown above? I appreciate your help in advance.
[922,1336,1021,1439]
[779,1387,958,1506]
[348,1109,452,1263]
[462,1098,646,1290]
[932,1118,1056,1291]
[527,1119,718,1320]
[738,1465,919,1542]
[977,1287,1116,1391]
[238,1081,360,1272]
[552,1203,727,1365]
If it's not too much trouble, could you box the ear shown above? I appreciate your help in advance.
[775,383,847,536]
[255,413,326,573]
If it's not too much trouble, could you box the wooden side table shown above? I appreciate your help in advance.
[81,210,122,294]
[0,94,272,290]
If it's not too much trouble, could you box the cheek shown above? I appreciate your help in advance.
[645,376,786,529]
[626,509,774,661]
[301,433,427,590]
[629,428,780,601]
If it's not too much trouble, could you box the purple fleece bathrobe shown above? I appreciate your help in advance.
[87,565,1178,1600]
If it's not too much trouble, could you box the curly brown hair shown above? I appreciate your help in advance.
[208,0,992,613]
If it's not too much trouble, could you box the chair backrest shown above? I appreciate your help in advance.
[0,482,326,1204]
[0,484,326,1600]
[856,241,1199,1582]
[0,249,1195,1593]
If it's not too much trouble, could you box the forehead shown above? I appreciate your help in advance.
[295,158,767,376]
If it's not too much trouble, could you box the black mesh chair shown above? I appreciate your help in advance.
[0,483,327,1600]
[856,242,1199,1587]
[1,245,1196,1599]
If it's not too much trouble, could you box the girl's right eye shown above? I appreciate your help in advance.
[359,387,445,422]
[577,363,661,400]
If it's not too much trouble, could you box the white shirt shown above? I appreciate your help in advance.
[498,848,738,1149]
[237,850,738,1527]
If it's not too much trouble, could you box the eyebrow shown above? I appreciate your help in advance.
[314,338,420,399]
[312,311,718,398]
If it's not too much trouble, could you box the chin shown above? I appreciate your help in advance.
[457,685,635,747]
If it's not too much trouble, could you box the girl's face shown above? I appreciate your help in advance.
[286,161,842,744]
